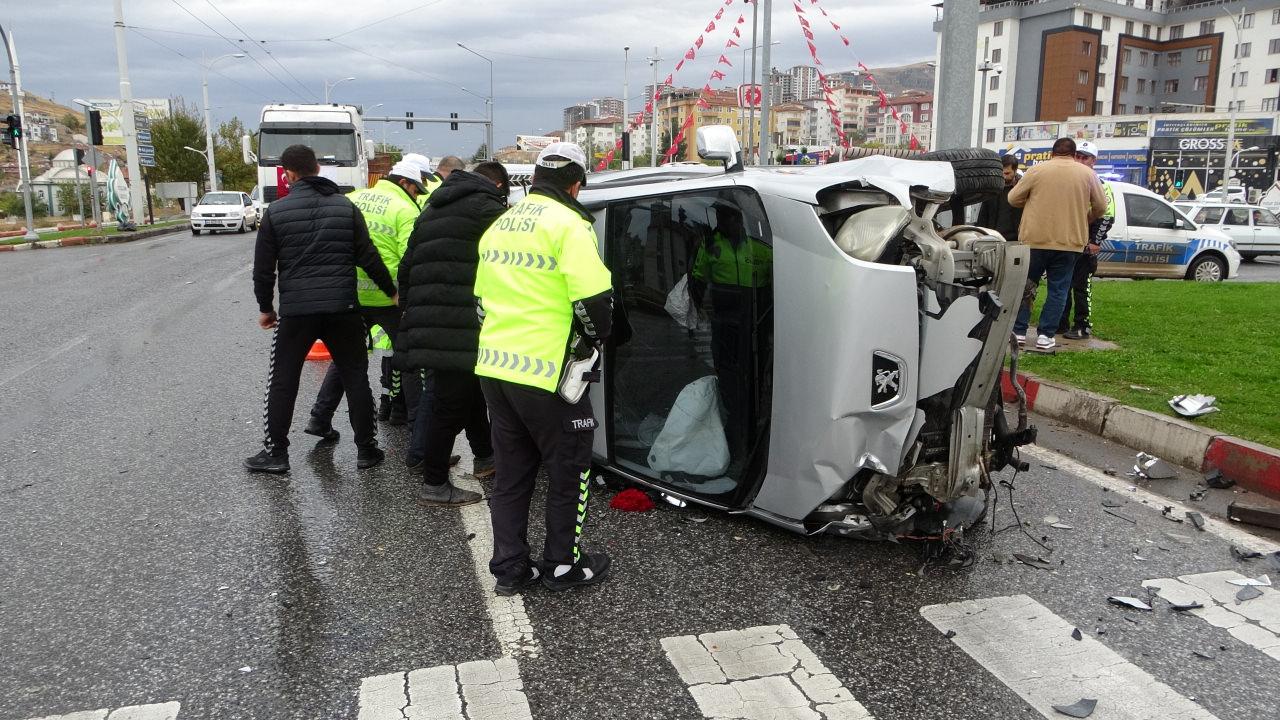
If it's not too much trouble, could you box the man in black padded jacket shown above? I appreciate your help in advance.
[246,144,398,474]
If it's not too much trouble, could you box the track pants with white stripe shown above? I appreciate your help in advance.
[263,312,379,453]
[480,377,597,583]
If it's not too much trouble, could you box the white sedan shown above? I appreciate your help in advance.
[190,191,259,235]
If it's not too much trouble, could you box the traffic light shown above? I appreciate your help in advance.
[88,110,103,145]
[621,131,631,161]
[1175,179,1185,189]
[405,111,414,130]
[3,114,20,149]
[450,112,458,131]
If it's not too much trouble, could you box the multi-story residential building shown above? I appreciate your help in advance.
[653,88,744,162]
[591,97,624,119]
[949,0,1280,145]
[572,117,623,163]
[766,65,826,104]
[562,104,595,133]
[878,91,934,148]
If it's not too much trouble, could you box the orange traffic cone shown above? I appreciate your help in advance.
[306,340,332,361]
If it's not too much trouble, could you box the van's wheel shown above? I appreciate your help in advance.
[921,148,1005,201]
[1187,254,1226,282]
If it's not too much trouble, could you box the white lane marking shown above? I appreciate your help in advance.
[1144,571,1280,661]
[356,659,532,720]
[21,702,180,720]
[661,625,875,719]
[452,462,539,658]
[922,594,1220,720]
[1021,445,1280,555]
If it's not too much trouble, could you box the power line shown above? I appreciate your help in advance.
[200,0,319,102]
[128,28,273,103]
[326,39,483,106]
[327,0,450,40]
[167,0,304,100]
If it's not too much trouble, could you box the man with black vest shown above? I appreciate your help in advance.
[246,144,398,474]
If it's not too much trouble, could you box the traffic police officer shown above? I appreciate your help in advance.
[474,142,614,595]
[305,159,424,439]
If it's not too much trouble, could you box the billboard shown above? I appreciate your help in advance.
[515,135,558,151]
[738,84,762,108]
[1152,117,1275,137]
[1063,119,1149,139]
[85,98,173,146]
[1002,123,1060,142]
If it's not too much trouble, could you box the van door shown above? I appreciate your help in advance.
[1123,192,1192,278]
[1221,206,1253,251]
[1248,207,1280,256]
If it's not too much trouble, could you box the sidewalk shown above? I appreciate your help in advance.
[1003,369,1280,503]
[0,223,184,251]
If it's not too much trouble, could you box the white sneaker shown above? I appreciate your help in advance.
[1035,335,1056,351]
[1015,334,1026,346]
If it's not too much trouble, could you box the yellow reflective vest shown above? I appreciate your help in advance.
[474,192,612,392]
[349,179,418,307]
[692,232,773,288]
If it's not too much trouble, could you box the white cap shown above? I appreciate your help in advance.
[402,152,433,176]
[389,160,427,191]
[1076,141,1098,158]
[535,142,588,174]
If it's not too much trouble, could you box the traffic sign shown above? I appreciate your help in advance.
[133,113,151,130]
[137,130,152,144]
[137,145,157,168]
[738,84,762,108]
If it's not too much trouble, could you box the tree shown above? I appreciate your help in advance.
[149,98,208,189]
[62,112,84,132]
[55,181,102,219]
[0,191,48,219]
[471,143,488,164]
[214,117,257,192]
[659,118,688,163]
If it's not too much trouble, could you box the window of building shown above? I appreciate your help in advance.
[1235,70,1249,86]
[1138,78,1147,93]
[1094,100,1104,114]
[1194,75,1208,90]
[1143,23,1151,38]
[1168,51,1182,66]
[1123,48,1132,64]
[1083,12,1093,27]
[986,128,996,143]
[1201,19,1215,35]
[1269,68,1280,83]
[920,113,930,122]
[1158,27,1163,41]
[1101,45,1110,61]
[990,75,1000,91]
[1078,69,1089,85]
[1117,103,1127,113]
[1165,79,1180,93]
[1270,38,1280,54]
[1197,48,1212,62]
[1076,98,1087,113]
[1097,72,1107,87]
[1083,40,1093,55]
[994,20,1004,37]
[1125,20,1134,35]
[987,102,997,117]
[1134,104,1144,113]
[1139,50,1149,66]
[1153,52,1161,67]
[1274,9,1280,24]
[1264,97,1279,111]
[1119,75,1129,91]
[1102,16,1111,31]
[1170,24,1184,39]
[1237,42,1252,59]
[1243,12,1255,30]
[992,48,1002,64]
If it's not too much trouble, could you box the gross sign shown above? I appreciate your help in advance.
[738,84,763,108]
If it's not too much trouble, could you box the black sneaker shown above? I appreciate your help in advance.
[303,417,339,443]
[377,395,392,422]
[244,449,289,474]
[1063,328,1088,340]
[416,482,483,507]
[494,565,542,596]
[357,446,385,469]
[388,404,408,426]
[405,454,460,471]
[542,551,612,592]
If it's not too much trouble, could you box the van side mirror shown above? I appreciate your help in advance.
[242,134,256,165]
[696,125,743,172]
[364,139,377,162]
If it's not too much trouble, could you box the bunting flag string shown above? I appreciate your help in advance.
[658,12,747,164]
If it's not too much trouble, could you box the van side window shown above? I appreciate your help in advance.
[1224,208,1251,226]
[1255,209,1280,227]
[1194,207,1224,224]
[1125,194,1180,229]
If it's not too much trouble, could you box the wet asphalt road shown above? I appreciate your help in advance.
[3,231,1279,720]
[1232,255,1280,282]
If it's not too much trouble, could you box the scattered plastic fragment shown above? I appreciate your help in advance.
[1132,552,1148,562]
[1204,469,1236,490]
[1170,601,1204,611]
[660,493,687,508]
[1104,468,1118,476]
[1103,508,1137,524]
[239,666,252,673]
[1236,586,1263,603]
[1189,487,1207,502]
[1102,498,1127,508]
[1050,523,1075,530]
[1052,698,1097,718]
[1108,596,1153,611]
[1014,554,1055,571]
[1227,575,1271,587]
[1231,545,1264,561]
[1168,394,1220,418]
[1192,649,1215,660]
[944,630,957,639]
[1186,511,1206,531]
[1161,506,1185,523]
[1134,452,1176,480]
[1071,628,1083,641]
[689,515,708,523]
[1130,385,1152,392]
[1044,515,1061,525]
[1228,502,1280,531]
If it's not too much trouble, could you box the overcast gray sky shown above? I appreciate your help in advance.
[4,0,938,156]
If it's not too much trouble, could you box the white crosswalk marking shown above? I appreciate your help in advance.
[22,702,180,720]
[1144,571,1280,661]
[922,594,1221,720]
[660,625,875,719]
[356,659,532,720]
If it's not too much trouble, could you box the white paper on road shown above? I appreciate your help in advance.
[922,594,1220,720]
[1145,570,1280,661]
[660,624,875,719]
[21,702,180,720]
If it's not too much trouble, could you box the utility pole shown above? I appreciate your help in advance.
[623,46,631,170]
[112,0,146,226]
[749,0,760,164]
[758,0,774,165]
[648,47,662,167]
[1223,7,1245,192]
[202,52,244,193]
[935,0,979,150]
[975,38,993,149]
[1,25,38,240]
[74,100,105,234]
[457,44,495,161]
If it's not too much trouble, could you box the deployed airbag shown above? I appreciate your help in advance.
[648,376,730,477]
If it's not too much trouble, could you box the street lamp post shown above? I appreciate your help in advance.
[323,76,355,104]
[975,38,996,148]
[1223,7,1246,192]
[647,47,662,167]
[623,46,630,170]
[202,52,244,193]
[2,24,38,240]
[457,43,494,160]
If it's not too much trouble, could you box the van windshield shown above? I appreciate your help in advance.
[258,124,358,167]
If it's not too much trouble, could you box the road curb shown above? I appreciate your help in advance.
[1001,369,1280,500]
[0,225,185,252]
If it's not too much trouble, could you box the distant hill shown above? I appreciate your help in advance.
[0,90,94,186]
[858,62,935,97]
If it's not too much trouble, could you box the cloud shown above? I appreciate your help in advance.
[4,0,938,155]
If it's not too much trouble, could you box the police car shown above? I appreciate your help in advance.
[1095,181,1240,282]
[577,126,1027,541]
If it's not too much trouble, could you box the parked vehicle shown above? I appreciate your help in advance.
[1095,182,1240,282]
[1170,202,1280,261]
[189,191,258,235]
[580,127,1029,541]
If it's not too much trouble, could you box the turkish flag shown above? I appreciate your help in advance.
[841,35,850,46]
[664,74,673,85]
[706,21,716,33]
[737,13,746,24]
[685,47,696,60]
[794,3,805,14]
[695,36,704,49]
[718,54,732,66]
[803,28,814,41]
[275,166,290,199]
[715,7,725,19]
[733,26,742,37]
[799,16,811,29]
[697,97,711,109]
[726,38,740,48]
[711,69,726,80]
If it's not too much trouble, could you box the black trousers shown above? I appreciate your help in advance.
[422,370,494,485]
[310,306,420,423]
[1058,252,1098,333]
[263,313,378,453]
[480,377,597,582]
